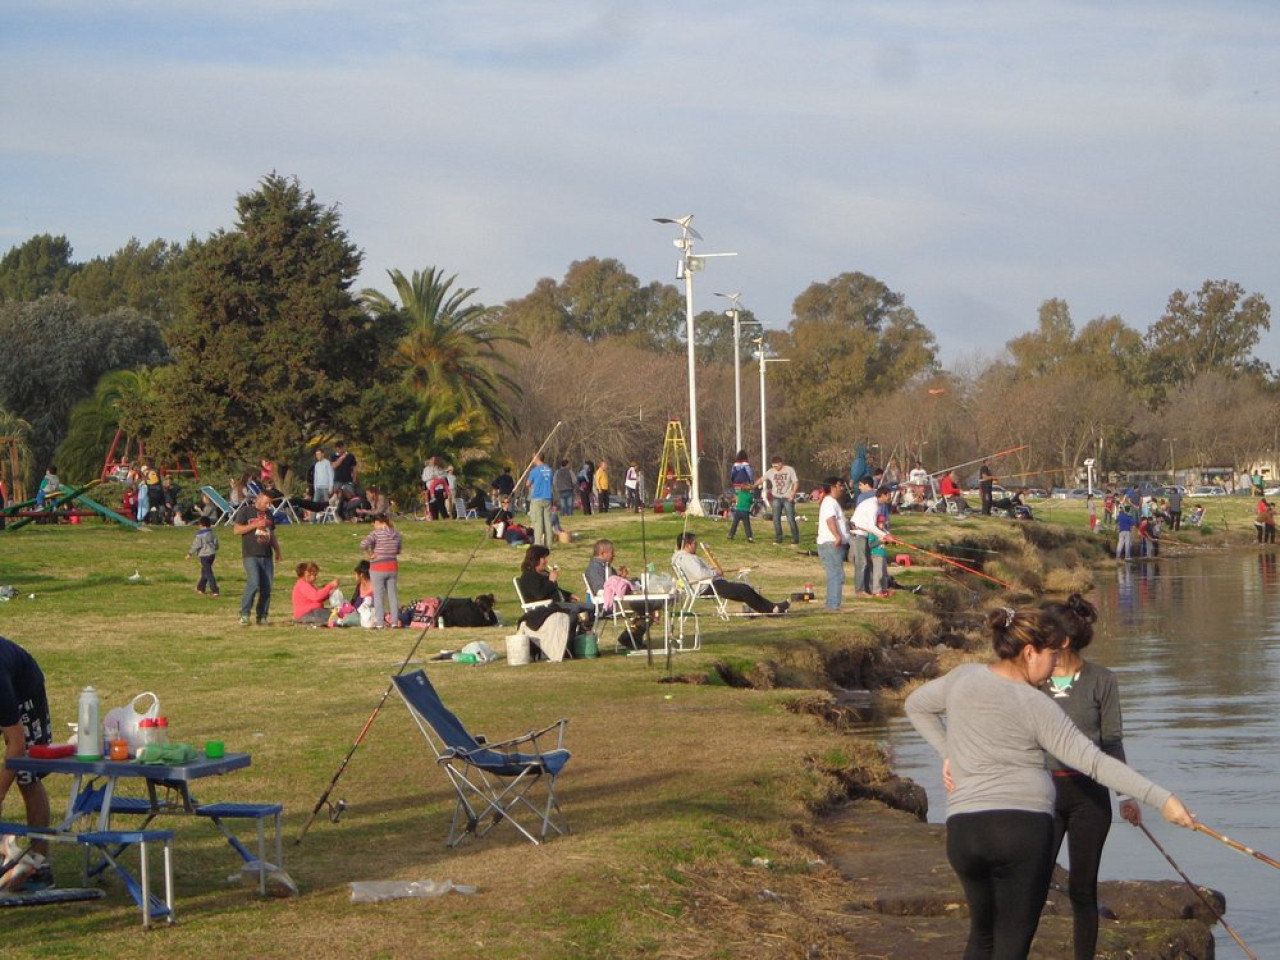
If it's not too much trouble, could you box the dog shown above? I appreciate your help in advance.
[437,594,499,628]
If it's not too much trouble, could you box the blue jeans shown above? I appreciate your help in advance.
[818,542,845,610]
[240,556,274,620]
[772,497,799,543]
[556,491,575,515]
[727,510,753,540]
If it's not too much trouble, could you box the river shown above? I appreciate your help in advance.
[871,550,1280,954]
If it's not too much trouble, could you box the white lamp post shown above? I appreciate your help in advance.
[654,215,736,515]
[715,292,761,457]
[753,336,790,471]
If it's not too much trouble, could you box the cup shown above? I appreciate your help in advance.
[204,740,225,759]
[109,739,130,761]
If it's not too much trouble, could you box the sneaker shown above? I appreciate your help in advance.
[239,616,251,626]
[1,852,51,892]
[256,617,267,626]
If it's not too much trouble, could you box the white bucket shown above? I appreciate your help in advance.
[505,634,530,666]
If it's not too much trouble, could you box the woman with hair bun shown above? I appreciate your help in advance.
[905,607,1194,960]
[1040,594,1137,960]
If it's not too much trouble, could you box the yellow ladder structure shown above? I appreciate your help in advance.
[655,419,693,502]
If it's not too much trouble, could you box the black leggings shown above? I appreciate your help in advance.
[1051,775,1112,960]
[947,810,1055,960]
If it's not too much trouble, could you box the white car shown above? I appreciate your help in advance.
[1187,485,1228,498]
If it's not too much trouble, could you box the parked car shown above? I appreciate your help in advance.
[1187,485,1229,498]
[1050,488,1090,500]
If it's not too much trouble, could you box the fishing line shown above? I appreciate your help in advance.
[1137,822,1256,959]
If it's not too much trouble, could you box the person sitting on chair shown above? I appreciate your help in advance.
[518,545,594,626]
[937,471,970,514]
[671,532,789,615]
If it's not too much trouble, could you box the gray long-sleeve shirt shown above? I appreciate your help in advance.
[905,663,1171,820]
[1041,659,1125,774]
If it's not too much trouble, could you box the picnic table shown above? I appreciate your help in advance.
[2,750,286,927]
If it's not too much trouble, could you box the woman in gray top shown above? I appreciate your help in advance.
[1041,595,1138,960]
[905,607,1194,960]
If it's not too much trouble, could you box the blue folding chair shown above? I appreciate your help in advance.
[391,670,571,846]
[199,486,234,526]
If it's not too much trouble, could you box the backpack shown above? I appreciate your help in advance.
[404,597,441,630]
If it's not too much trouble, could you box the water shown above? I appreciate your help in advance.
[869,551,1280,954]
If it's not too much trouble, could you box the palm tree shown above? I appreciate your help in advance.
[360,268,526,430]
[56,369,156,483]
[0,407,34,500]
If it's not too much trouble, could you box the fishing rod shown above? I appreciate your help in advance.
[884,535,1013,589]
[295,421,564,845]
[1138,823,1257,959]
[930,444,1029,480]
[1194,822,1280,872]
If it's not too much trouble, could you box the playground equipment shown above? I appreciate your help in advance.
[654,419,693,507]
[100,430,199,484]
[2,480,143,532]
[0,436,26,503]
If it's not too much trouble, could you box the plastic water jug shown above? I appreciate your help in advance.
[76,686,101,760]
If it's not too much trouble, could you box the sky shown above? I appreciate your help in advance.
[4,1,1280,369]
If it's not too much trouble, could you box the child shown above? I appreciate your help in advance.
[1087,495,1098,532]
[35,465,60,509]
[186,517,220,596]
[727,485,755,542]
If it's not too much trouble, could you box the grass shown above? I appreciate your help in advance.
[0,494,1260,956]
[0,510,891,958]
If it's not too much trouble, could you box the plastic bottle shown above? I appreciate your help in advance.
[76,686,102,760]
[137,717,157,748]
[156,717,169,745]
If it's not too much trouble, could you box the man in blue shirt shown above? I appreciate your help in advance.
[1115,504,1135,560]
[526,453,555,547]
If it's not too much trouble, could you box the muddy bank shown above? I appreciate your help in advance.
[728,522,1225,956]
[805,801,1220,959]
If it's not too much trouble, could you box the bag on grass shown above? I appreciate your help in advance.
[407,597,441,630]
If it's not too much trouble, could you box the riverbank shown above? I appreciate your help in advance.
[0,505,1255,957]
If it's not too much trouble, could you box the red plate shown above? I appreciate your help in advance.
[29,744,76,759]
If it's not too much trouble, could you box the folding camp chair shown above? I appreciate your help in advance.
[582,575,637,651]
[200,486,234,526]
[512,577,553,615]
[671,564,732,621]
[391,669,571,846]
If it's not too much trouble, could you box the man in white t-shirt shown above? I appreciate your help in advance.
[816,477,849,612]
[849,476,881,596]
[763,455,800,545]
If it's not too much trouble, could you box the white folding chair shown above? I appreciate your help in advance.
[513,577,553,615]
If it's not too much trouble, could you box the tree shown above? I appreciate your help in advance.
[361,267,526,431]
[67,237,187,322]
[1005,299,1076,376]
[772,272,938,452]
[0,296,167,473]
[1145,279,1271,384]
[149,174,370,461]
[56,369,159,484]
[501,258,686,351]
[0,234,76,302]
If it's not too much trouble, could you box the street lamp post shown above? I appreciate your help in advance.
[654,216,736,516]
[715,292,762,458]
[753,337,790,470]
